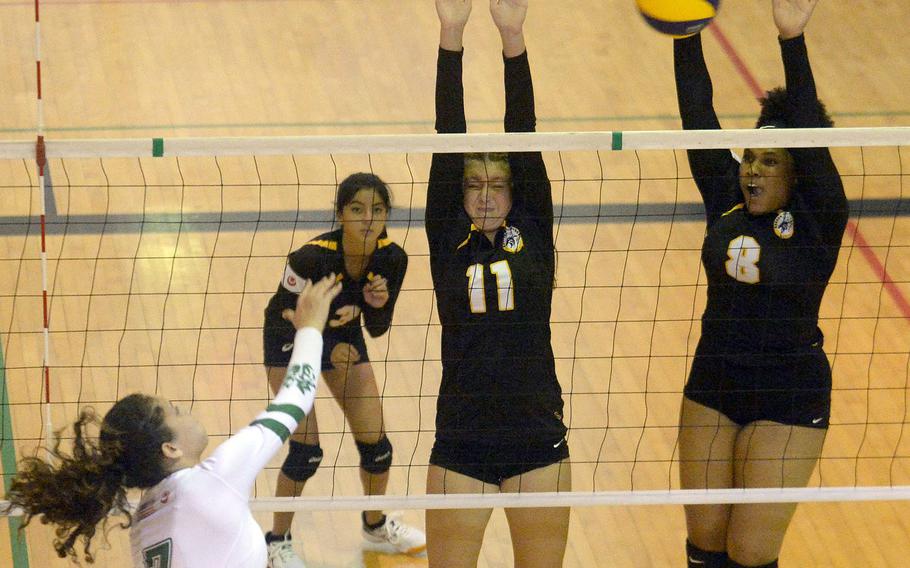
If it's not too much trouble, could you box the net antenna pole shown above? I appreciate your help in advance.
[34,0,53,458]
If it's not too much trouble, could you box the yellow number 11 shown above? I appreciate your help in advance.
[466,260,515,313]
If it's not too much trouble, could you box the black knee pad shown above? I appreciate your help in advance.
[281,441,323,482]
[355,436,393,475]
[687,540,728,568]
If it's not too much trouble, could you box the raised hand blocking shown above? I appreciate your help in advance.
[489,0,528,37]
[436,0,472,30]
[773,0,819,40]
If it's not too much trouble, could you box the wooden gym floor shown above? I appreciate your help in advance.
[1,1,909,566]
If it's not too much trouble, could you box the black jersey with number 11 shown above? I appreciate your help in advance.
[426,48,566,444]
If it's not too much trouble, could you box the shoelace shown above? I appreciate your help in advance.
[383,518,413,545]
[271,540,297,561]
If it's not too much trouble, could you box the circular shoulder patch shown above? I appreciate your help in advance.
[502,225,524,253]
[773,210,795,240]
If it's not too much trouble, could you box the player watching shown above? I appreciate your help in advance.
[261,173,424,567]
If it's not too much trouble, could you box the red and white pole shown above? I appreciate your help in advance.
[34,0,53,451]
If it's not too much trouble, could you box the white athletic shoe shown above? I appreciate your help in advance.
[267,536,306,568]
[362,513,427,555]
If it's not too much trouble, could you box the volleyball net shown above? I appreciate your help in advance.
[1,128,909,512]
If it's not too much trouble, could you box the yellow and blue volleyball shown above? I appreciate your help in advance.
[636,0,720,38]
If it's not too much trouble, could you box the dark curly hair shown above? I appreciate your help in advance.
[4,393,173,563]
[756,87,834,129]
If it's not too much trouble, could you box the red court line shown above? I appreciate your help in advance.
[845,221,910,320]
[709,24,910,323]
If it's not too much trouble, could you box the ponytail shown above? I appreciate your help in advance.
[4,393,173,563]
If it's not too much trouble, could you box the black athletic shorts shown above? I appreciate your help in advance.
[263,318,369,371]
[684,344,832,429]
[429,436,570,486]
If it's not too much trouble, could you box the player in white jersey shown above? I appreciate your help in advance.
[4,275,341,567]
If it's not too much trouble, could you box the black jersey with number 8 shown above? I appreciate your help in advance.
[675,34,848,363]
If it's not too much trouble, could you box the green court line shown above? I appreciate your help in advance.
[0,343,29,568]
[0,110,908,135]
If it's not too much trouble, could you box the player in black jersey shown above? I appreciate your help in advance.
[426,1,570,567]
[261,173,425,566]
[674,2,847,568]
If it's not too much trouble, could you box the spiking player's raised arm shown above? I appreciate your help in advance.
[5,275,340,568]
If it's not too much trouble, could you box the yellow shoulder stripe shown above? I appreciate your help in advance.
[456,224,481,250]
[721,203,744,217]
[305,239,338,251]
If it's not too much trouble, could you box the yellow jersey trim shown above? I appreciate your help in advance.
[456,224,480,250]
[721,203,745,217]
[456,221,509,251]
[306,239,338,251]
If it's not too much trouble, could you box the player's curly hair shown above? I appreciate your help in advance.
[756,86,834,129]
[3,393,174,563]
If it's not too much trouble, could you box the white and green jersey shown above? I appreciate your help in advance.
[130,328,322,568]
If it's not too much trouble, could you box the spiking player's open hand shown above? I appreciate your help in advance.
[282,274,342,333]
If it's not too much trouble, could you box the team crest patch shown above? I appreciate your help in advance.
[773,210,794,239]
[502,225,524,253]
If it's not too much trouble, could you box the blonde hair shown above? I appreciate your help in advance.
[464,152,510,168]
[463,153,511,187]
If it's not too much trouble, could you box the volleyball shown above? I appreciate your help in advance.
[635,0,720,38]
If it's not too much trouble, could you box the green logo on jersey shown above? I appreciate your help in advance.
[143,539,172,568]
[284,364,317,395]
